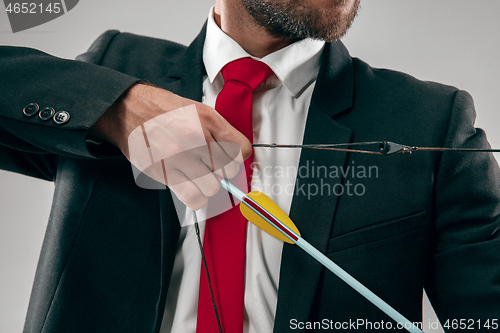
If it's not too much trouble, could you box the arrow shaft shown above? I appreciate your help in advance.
[220,178,246,201]
[295,237,424,333]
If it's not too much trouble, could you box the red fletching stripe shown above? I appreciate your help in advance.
[242,197,299,242]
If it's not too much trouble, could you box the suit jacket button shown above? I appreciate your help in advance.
[39,107,55,121]
[53,111,71,124]
[23,103,39,117]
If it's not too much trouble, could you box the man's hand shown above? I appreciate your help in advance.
[90,83,252,210]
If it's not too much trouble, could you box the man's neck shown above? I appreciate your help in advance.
[213,0,297,58]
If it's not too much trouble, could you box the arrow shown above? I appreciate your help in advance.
[218,178,425,333]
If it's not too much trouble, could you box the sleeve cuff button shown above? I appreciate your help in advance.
[23,103,39,117]
[39,107,55,121]
[53,111,71,125]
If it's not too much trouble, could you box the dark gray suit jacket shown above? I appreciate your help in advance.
[1,24,499,332]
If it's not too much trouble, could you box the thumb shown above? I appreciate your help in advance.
[203,107,253,161]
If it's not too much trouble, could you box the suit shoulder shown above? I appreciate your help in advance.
[345,58,470,144]
[352,57,459,100]
[110,31,187,62]
[76,30,121,64]
[76,30,188,77]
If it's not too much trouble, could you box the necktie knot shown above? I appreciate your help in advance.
[221,58,274,91]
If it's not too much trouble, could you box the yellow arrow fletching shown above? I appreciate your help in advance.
[240,191,301,244]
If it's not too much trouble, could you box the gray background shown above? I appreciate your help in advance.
[1,0,499,332]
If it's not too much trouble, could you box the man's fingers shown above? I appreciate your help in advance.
[167,170,209,211]
[201,141,242,179]
[139,160,213,210]
[188,171,220,198]
[201,107,253,161]
[215,127,252,161]
[214,141,244,164]
[175,158,221,197]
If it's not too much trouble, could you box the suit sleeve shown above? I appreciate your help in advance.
[0,30,139,180]
[425,90,500,326]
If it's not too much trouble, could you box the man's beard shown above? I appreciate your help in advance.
[242,0,360,42]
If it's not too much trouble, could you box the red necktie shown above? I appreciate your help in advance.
[196,58,274,332]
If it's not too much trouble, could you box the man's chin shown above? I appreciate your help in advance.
[243,0,360,42]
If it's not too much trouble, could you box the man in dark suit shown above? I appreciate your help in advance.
[1,0,499,332]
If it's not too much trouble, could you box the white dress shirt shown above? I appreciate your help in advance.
[160,7,324,333]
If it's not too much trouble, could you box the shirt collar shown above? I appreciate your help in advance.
[203,7,325,97]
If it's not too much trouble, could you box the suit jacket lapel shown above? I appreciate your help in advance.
[163,23,207,100]
[274,41,355,332]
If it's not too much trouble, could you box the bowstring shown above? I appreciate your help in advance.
[252,141,500,154]
[193,210,224,333]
